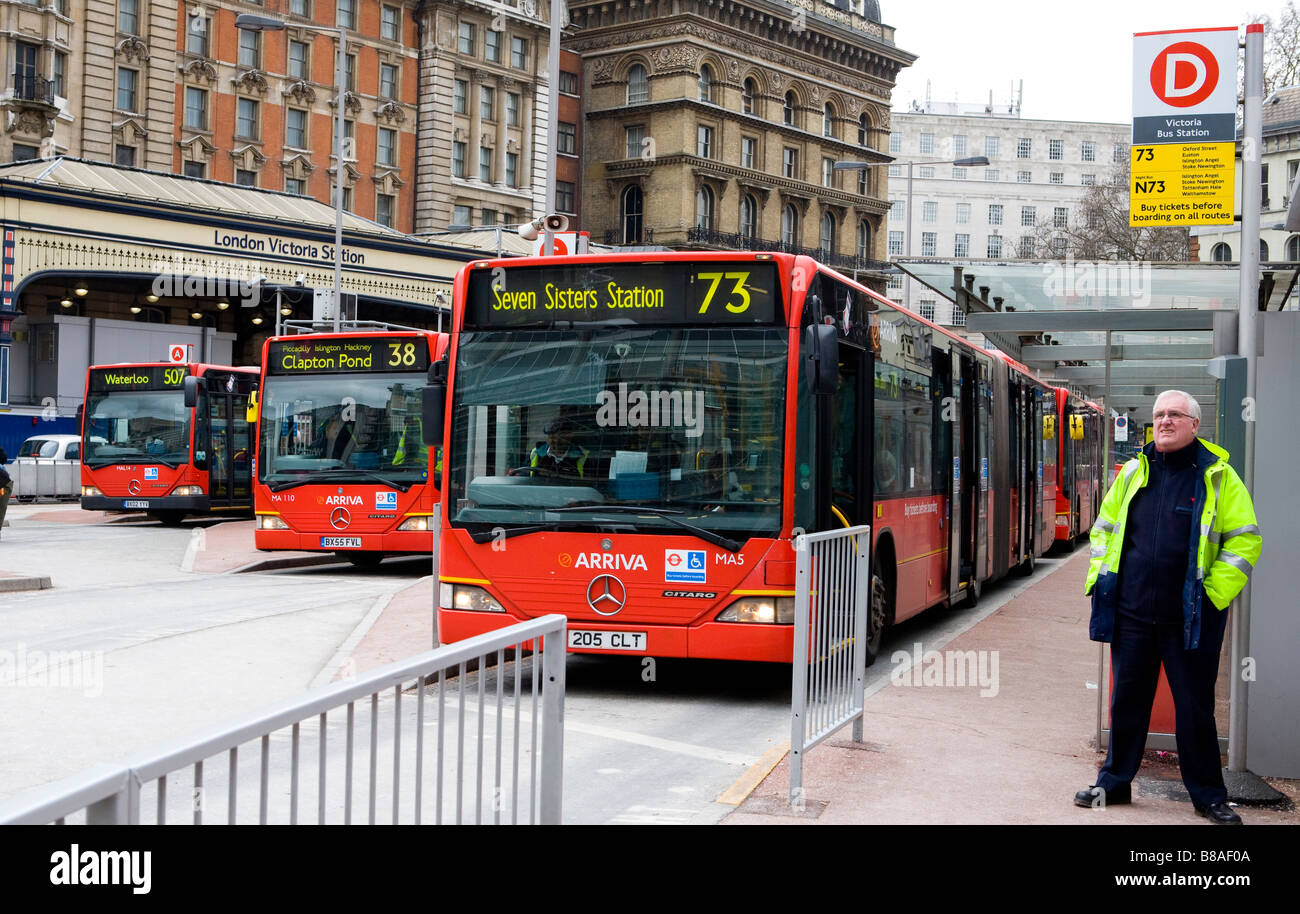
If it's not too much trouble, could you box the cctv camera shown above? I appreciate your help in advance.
[294,273,307,286]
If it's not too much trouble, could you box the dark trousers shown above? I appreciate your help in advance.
[1096,606,1230,808]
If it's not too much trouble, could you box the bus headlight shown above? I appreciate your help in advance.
[172,486,204,496]
[440,583,505,613]
[717,596,795,624]
[81,486,101,497]
[396,515,430,531]
[258,514,289,530]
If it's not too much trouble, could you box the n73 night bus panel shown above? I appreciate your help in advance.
[429,251,1104,663]
[80,362,258,525]
[253,330,447,566]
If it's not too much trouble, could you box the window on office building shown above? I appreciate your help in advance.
[953,134,967,157]
[238,28,261,69]
[184,87,208,130]
[1049,138,1063,160]
[382,5,401,40]
[558,121,577,155]
[988,234,1002,257]
[919,133,934,154]
[921,231,936,256]
[288,40,309,80]
[1017,137,1031,158]
[626,125,644,159]
[954,233,969,257]
[557,181,576,213]
[697,125,713,159]
[451,141,465,177]
[116,67,138,111]
[985,136,998,158]
[511,37,528,69]
[376,193,395,227]
[955,202,970,224]
[236,97,259,139]
[506,152,518,186]
[783,147,797,179]
[285,176,305,195]
[377,127,396,166]
[380,63,398,99]
[1049,172,1064,184]
[1018,236,1034,258]
[1017,170,1031,183]
[485,29,502,63]
[1054,206,1069,229]
[627,65,648,104]
[888,230,904,256]
[285,108,307,148]
[479,147,491,182]
[458,21,475,55]
[506,92,520,126]
[985,169,999,182]
[890,132,901,154]
[1081,140,1096,162]
[922,201,937,223]
[337,0,356,29]
[454,80,467,114]
[988,204,1003,225]
[741,136,756,169]
[560,71,578,94]
[235,169,256,187]
[1020,206,1036,227]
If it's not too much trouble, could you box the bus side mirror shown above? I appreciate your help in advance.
[805,323,838,395]
[75,404,84,437]
[422,357,447,448]
[246,390,259,425]
[183,376,204,409]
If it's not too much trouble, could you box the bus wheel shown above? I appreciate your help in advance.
[961,578,981,608]
[866,556,889,667]
[343,552,384,569]
[150,511,186,526]
[1017,553,1036,577]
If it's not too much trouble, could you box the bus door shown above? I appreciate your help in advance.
[948,349,980,599]
[824,341,866,531]
[204,372,253,509]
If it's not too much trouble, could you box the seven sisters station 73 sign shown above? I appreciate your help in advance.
[1131,27,1238,227]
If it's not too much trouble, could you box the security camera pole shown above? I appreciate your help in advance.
[236,12,346,331]
[543,0,562,256]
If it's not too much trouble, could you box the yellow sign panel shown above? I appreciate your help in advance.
[1070,414,1085,440]
[1129,142,1235,226]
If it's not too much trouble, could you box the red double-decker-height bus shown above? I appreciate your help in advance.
[253,329,447,566]
[427,252,1069,663]
[80,362,258,524]
[1053,387,1105,544]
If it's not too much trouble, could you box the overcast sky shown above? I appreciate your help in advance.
[885,0,1287,124]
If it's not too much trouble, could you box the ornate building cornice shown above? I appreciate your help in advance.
[180,58,218,85]
[232,69,270,96]
[116,36,150,63]
[282,80,317,105]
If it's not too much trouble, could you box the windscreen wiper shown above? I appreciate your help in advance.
[464,518,637,544]
[547,505,744,553]
[269,469,413,493]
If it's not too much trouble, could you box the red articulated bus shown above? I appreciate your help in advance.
[253,329,447,567]
[1053,387,1105,545]
[427,252,1062,663]
[80,362,258,525]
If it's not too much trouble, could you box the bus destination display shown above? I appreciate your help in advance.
[88,366,188,391]
[466,262,780,327]
[268,337,429,375]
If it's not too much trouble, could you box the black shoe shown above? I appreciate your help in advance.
[1074,785,1131,808]
[1195,802,1243,825]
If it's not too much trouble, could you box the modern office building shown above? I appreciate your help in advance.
[887,98,1130,323]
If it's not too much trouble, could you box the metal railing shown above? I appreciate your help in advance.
[12,72,55,105]
[789,525,870,804]
[8,457,80,500]
[685,228,892,275]
[0,615,567,825]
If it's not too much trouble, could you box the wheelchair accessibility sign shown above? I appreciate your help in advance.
[665,548,707,583]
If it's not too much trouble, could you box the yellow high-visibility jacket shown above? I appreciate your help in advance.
[1085,438,1262,648]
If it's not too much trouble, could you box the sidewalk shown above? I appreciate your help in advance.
[721,551,1300,826]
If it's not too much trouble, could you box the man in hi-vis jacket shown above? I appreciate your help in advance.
[1080,390,1261,824]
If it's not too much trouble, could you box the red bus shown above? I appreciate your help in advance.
[253,329,447,567]
[80,362,258,524]
[426,252,1061,663]
[1053,388,1105,544]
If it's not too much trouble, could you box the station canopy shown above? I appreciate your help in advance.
[897,259,1299,444]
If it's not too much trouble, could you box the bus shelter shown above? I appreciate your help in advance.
[899,257,1299,788]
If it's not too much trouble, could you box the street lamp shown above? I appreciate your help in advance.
[236,13,348,332]
[835,155,989,311]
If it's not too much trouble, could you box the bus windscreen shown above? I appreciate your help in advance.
[84,367,191,467]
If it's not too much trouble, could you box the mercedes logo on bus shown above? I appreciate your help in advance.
[127,479,141,495]
[586,574,627,616]
[330,507,351,530]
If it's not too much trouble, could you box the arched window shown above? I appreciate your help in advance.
[858,112,870,146]
[856,219,871,260]
[783,91,796,126]
[627,64,648,105]
[823,103,835,138]
[1287,234,1300,261]
[1260,239,1270,261]
[695,185,714,231]
[742,78,757,115]
[1211,242,1231,262]
[740,194,757,241]
[698,65,713,103]
[621,184,643,243]
[781,203,798,247]
[820,212,836,256]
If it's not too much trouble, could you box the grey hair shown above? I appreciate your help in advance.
[1154,390,1200,421]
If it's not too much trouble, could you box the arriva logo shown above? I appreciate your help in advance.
[322,495,363,506]
[573,552,648,571]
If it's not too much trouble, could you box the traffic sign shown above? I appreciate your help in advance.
[168,343,187,364]
[1131,27,1238,227]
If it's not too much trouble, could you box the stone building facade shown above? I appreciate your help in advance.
[566,0,914,281]
[413,0,564,233]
